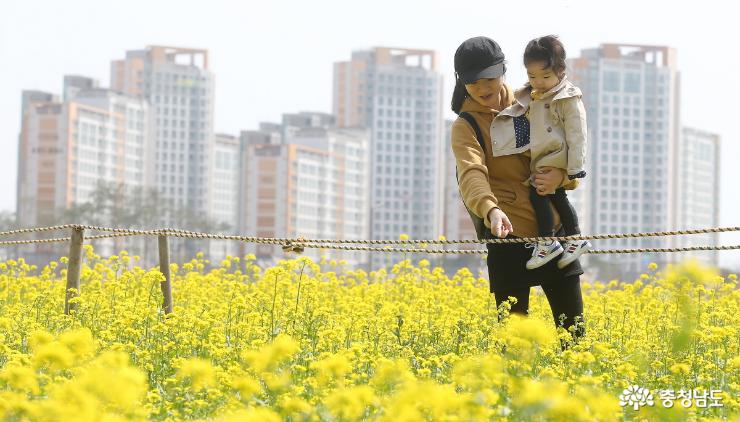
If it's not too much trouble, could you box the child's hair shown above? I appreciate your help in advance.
[523,35,566,78]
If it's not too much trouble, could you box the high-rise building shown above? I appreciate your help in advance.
[282,112,335,141]
[16,98,66,264]
[63,75,98,101]
[209,133,241,262]
[568,44,681,279]
[333,47,445,269]
[111,46,215,261]
[675,127,721,266]
[111,46,214,221]
[17,93,62,229]
[65,87,149,202]
[239,113,371,268]
[15,77,149,261]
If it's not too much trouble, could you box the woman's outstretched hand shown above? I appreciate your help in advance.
[533,167,566,195]
[488,207,513,238]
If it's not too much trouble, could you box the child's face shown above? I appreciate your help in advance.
[465,77,503,108]
[526,61,560,93]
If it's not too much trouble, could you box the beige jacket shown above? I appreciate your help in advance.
[490,77,587,186]
[452,92,570,238]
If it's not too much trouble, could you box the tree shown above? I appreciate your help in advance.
[56,181,232,264]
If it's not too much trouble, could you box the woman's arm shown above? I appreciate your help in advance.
[450,118,499,229]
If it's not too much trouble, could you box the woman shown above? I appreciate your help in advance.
[450,36,585,344]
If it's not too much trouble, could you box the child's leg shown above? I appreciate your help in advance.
[548,188,580,235]
[529,184,555,237]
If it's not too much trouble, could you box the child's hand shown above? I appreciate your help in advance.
[533,167,566,195]
[488,208,513,238]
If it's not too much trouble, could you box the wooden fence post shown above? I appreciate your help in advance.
[64,227,84,315]
[158,235,173,314]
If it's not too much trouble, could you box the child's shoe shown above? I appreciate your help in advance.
[557,240,592,269]
[525,240,564,270]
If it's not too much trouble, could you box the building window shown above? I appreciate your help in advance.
[604,71,621,92]
[624,73,641,93]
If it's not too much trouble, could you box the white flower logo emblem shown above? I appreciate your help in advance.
[619,384,654,410]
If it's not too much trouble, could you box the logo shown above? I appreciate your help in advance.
[619,385,724,410]
[619,385,654,410]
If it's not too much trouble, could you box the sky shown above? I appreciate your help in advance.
[1,0,738,269]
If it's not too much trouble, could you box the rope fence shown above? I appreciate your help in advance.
[3,224,740,246]
[1,224,738,315]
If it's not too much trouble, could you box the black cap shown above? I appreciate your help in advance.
[454,36,506,84]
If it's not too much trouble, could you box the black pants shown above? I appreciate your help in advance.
[529,186,580,236]
[493,274,586,350]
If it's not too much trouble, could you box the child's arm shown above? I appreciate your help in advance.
[561,96,588,180]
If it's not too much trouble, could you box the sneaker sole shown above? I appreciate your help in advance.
[526,246,564,270]
[557,243,592,269]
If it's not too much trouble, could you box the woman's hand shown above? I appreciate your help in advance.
[533,167,566,195]
[488,207,513,238]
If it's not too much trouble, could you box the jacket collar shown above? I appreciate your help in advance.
[552,78,582,101]
[512,76,581,107]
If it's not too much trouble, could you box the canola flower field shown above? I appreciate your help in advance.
[0,244,738,421]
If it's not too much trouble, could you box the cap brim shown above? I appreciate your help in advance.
[460,63,505,84]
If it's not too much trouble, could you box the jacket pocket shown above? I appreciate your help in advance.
[543,139,566,157]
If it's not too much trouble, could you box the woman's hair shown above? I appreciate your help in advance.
[523,35,566,77]
[450,71,506,114]
[451,74,468,115]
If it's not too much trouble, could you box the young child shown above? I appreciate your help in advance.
[490,35,592,270]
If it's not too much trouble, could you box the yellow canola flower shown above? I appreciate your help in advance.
[230,373,262,399]
[177,358,216,391]
[241,334,299,373]
[369,358,416,395]
[0,318,12,330]
[729,356,740,369]
[501,313,558,352]
[262,371,292,393]
[59,328,96,359]
[512,378,583,419]
[32,342,74,371]
[669,363,691,375]
[310,353,352,387]
[26,351,147,422]
[324,385,377,420]
[71,351,148,411]
[277,395,312,416]
[0,365,40,394]
[379,380,489,421]
[0,245,737,421]
[28,330,54,350]
[214,407,281,422]
[452,354,505,390]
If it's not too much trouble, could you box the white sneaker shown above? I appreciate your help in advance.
[526,240,564,270]
[557,240,592,269]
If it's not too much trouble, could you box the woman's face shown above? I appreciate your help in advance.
[465,77,503,108]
